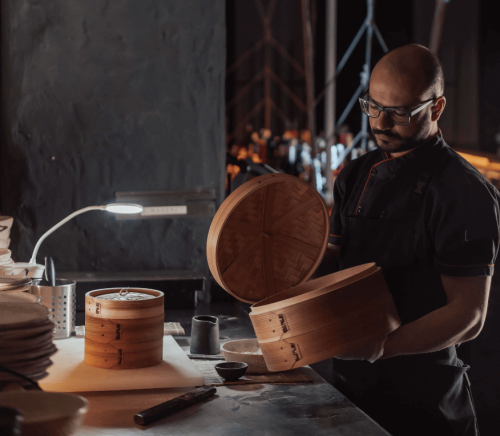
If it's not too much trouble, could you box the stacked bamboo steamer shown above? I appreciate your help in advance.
[0,302,57,385]
[207,173,401,372]
[84,288,164,369]
[0,275,32,293]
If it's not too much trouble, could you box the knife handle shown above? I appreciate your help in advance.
[134,386,217,426]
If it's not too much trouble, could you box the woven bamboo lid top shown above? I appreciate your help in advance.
[93,289,159,301]
[207,174,329,304]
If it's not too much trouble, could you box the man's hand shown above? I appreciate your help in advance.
[335,335,387,363]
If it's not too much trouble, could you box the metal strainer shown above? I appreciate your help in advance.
[30,279,76,339]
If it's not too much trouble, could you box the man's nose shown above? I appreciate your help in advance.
[371,110,393,130]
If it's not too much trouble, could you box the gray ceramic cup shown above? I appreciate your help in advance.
[190,315,220,355]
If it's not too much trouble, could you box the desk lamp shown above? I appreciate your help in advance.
[28,203,143,265]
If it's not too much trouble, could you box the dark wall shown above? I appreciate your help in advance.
[1,0,226,274]
[413,0,480,149]
[479,0,500,153]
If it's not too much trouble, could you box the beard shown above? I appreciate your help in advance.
[371,120,432,154]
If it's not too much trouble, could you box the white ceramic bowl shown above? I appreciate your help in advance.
[0,265,14,275]
[11,262,45,279]
[0,238,10,248]
[0,391,88,436]
[0,248,12,263]
[221,338,270,374]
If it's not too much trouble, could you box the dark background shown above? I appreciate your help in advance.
[225,2,499,435]
[226,0,495,152]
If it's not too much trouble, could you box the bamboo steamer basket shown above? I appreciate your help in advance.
[84,288,164,369]
[250,263,400,371]
[207,174,401,372]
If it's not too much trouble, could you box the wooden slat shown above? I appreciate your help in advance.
[262,184,276,299]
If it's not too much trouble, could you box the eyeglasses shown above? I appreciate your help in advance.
[359,95,436,126]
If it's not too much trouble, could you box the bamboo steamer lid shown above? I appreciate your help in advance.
[207,173,329,304]
[85,288,164,319]
[84,288,164,369]
[249,263,401,371]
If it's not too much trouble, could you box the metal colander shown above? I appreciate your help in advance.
[30,279,76,340]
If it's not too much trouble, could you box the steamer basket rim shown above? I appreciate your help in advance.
[85,287,164,300]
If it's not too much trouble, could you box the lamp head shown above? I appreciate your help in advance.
[104,203,143,214]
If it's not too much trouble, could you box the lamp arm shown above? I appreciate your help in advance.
[29,205,105,265]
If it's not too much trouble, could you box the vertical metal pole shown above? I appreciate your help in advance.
[360,0,374,152]
[325,0,336,203]
[301,0,316,155]
[429,0,450,54]
[263,15,272,129]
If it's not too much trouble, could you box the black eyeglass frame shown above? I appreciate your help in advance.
[358,95,438,126]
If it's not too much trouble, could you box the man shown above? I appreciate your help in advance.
[326,44,499,436]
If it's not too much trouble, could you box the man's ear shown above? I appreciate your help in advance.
[432,96,446,121]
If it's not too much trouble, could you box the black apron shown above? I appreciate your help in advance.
[332,160,480,436]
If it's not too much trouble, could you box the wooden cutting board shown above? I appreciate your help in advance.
[193,359,314,386]
[39,336,204,392]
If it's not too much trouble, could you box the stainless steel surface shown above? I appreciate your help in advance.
[30,279,76,339]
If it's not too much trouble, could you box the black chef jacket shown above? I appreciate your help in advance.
[328,132,500,436]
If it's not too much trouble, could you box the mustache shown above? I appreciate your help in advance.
[372,129,402,139]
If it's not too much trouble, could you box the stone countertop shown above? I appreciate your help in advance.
[74,301,391,435]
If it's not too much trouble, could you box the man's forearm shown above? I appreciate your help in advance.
[382,301,483,359]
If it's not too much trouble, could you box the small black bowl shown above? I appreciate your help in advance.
[214,362,248,381]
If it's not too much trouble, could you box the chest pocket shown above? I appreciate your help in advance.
[340,171,431,270]
[341,216,416,269]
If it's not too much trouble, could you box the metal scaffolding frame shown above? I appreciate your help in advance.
[328,0,388,171]
[225,0,315,141]
[226,0,392,201]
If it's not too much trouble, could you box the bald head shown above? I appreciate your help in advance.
[367,44,447,154]
[372,44,444,100]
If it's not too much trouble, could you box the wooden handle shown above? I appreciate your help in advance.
[134,386,217,426]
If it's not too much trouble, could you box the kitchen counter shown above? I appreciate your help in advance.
[73,301,391,436]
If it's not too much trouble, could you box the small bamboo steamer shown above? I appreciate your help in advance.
[84,288,164,370]
[249,263,401,371]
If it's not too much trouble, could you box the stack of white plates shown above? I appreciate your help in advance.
[0,216,13,249]
[0,275,32,292]
[0,303,57,385]
[0,248,13,275]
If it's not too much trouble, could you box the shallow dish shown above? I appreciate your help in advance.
[221,339,270,374]
[214,361,248,381]
[0,391,88,436]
